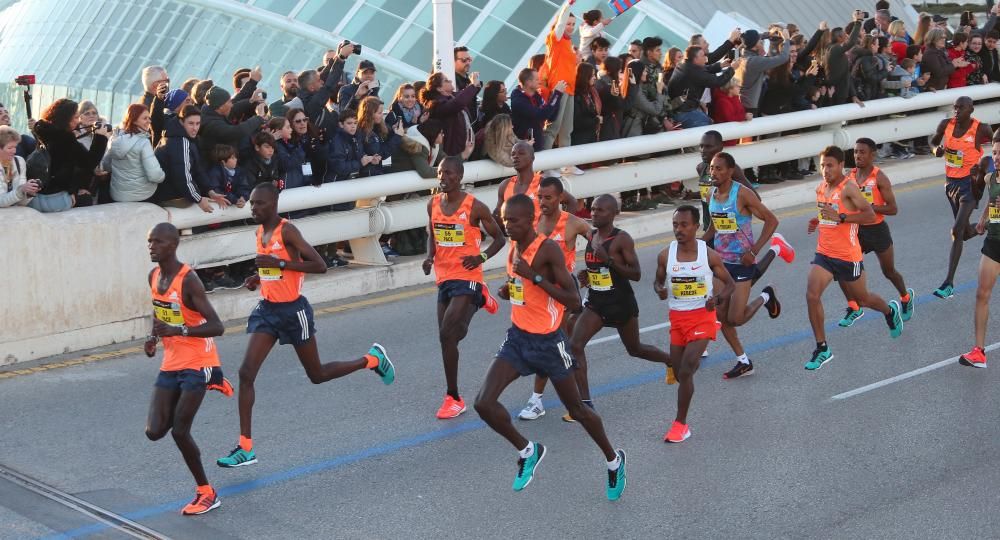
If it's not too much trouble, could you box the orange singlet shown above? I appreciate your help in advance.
[943,118,982,180]
[540,211,575,274]
[503,172,543,222]
[151,265,220,371]
[431,192,484,284]
[256,219,304,303]
[816,178,862,263]
[507,235,564,334]
[848,166,885,225]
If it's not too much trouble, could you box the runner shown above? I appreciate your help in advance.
[929,96,993,299]
[422,156,505,419]
[837,138,915,328]
[701,152,794,380]
[805,146,903,371]
[959,137,1000,368]
[494,141,577,229]
[696,130,757,233]
[518,176,590,421]
[474,194,627,501]
[144,222,229,515]
[654,205,734,443]
[217,183,395,468]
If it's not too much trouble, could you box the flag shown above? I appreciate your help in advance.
[608,0,641,16]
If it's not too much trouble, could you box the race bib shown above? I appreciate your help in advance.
[433,223,465,247]
[945,149,964,169]
[258,267,282,281]
[818,204,839,226]
[152,299,184,326]
[990,204,1000,224]
[587,267,613,291]
[700,185,711,202]
[671,276,707,298]
[711,212,737,234]
[508,278,525,306]
[861,186,874,204]
[302,162,314,176]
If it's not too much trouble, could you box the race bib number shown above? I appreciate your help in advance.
[302,162,314,176]
[433,223,465,247]
[945,149,964,169]
[258,267,283,281]
[587,267,613,291]
[671,276,707,299]
[818,204,839,226]
[700,185,711,202]
[152,299,184,326]
[990,204,1000,224]
[711,212,737,234]
[508,278,525,306]
[861,186,874,204]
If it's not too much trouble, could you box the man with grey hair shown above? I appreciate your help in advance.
[141,65,170,147]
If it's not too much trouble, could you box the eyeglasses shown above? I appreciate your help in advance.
[293,118,309,124]
[457,57,473,63]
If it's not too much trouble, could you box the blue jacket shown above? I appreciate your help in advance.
[153,117,206,202]
[359,128,401,177]
[328,128,364,181]
[204,163,250,203]
[510,86,561,151]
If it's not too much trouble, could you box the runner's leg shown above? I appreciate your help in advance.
[751,250,777,286]
[726,280,763,326]
[945,200,978,285]
[974,255,1000,348]
[171,389,209,486]
[842,272,891,315]
[438,295,477,399]
[569,309,605,401]
[875,245,908,297]
[672,341,709,425]
[237,333,278,440]
[806,265,835,343]
[549,373,616,460]
[474,358,527,450]
[145,386,180,442]
[294,337,368,383]
[617,317,671,364]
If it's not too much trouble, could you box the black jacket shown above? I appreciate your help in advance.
[850,47,887,101]
[142,91,166,148]
[667,61,734,112]
[337,79,381,115]
[153,117,206,202]
[298,57,346,132]
[455,71,479,130]
[241,154,284,190]
[197,105,264,164]
[32,120,107,195]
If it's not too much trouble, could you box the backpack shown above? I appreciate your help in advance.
[25,142,50,188]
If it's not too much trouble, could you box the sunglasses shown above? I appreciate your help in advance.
[457,57,473,63]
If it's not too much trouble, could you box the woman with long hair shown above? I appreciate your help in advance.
[420,71,480,158]
[357,96,404,177]
[595,56,624,142]
[385,83,425,130]
[391,118,445,178]
[31,98,111,211]
[571,62,601,146]
[276,108,325,189]
[660,46,683,84]
[104,102,165,202]
[913,12,932,49]
[477,80,512,129]
[481,114,520,167]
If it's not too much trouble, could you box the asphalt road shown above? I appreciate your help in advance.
[2,175,999,540]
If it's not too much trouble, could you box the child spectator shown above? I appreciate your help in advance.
[329,109,365,182]
[204,144,248,208]
[242,131,284,191]
[579,9,612,55]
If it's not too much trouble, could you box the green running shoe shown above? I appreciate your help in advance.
[606,449,627,501]
[838,307,865,327]
[901,288,915,322]
[932,283,954,299]
[217,446,257,468]
[368,343,395,385]
[886,300,903,339]
[512,442,546,491]
[805,347,834,370]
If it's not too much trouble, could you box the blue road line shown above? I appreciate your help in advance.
[48,280,975,539]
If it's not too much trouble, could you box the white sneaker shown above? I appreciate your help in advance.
[561,165,585,176]
[518,398,545,420]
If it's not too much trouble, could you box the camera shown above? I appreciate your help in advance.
[15,74,35,86]
[726,49,737,61]
[353,44,362,55]
[860,11,869,19]
[260,91,267,100]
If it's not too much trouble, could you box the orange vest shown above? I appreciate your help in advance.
[943,118,982,179]
[539,210,575,273]
[849,166,885,225]
[431,192,484,284]
[543,29,577,96]
[256,219,304,303]
[503,173,543,223]
[150,265,220,371]
[507,235,564,334]
[816,178,862,262]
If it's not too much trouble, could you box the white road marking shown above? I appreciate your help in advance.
[589,322,671,345]
[831,342,1000,401]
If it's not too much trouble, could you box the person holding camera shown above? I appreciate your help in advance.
[337,59,380,114]
[0,126,39,208]
[668,45,736,128]
[297,41,354,133]
[825,11,867,105]
[0,103,36,158]
[141,65,170,148]
[103,103,165,203]
[30,98,109,212]
[735,27,791,118]
[198,86,266,166]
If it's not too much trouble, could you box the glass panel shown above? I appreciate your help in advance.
[367,0,420,18]
[413,3,432,29]
[295,0,343,31]
[341,5,401,51]
[251,0,295,16]
[452,2,478,34]
[458,0,488,8]
[394,30,432,73]
[468,56,508,86]
[629,17,686,49]
[479,23,533,68]
[505,1,555,37]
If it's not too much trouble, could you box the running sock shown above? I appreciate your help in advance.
[760,291,771,304]
[239,435,253,452]
[900,292,911,303]
[582,399,595,410]
[364,354,379,369]
[530,392,543,402]
[736,354,750,365]
[447,391,461,401]
[847,301,860,312]
[769,244,781,256]
[196,484,214,495]
[607,454,622,471]
[817,341,828,351]
[519,442,535,459]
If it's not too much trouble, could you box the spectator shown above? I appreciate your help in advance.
[74,100,107,151]
[528,53,546,72]
[140,65,169,147]
[621,59,666,138]
[269,71,299,119]
[198,86,265,164]
[947,32,975,88]
[888,58,921,98]
[385,83,425,130]
[391,119,444,178]
[337,59,380,114]
[661,47,683,85]
[357,96,405,177]
[668,46,735,128]
[922,28,961,91]
[277,108,325,189]
[762,48,809,115]
[192,79,214,107]
[242,131,284,192]
[690,29,740,64]
[579,9,612,53]
[299,41,353,131]
[103,103,165,202]
[571,63,601,146]
[30,98,109,212]
[710,78,746,133]
[329,109,366,183]
[540,1,577,150]
[0,103,36,158]
[420,71,481,157]
[165,90,192,115]
[851,35,888,101]
[888,20,909,61]
[824,12,865,105]
[480,114,521,167]
[0,126,38,207]
[595,56,625,142]
[510,68,564,151]
[981,31,1000,82]
[478,80,511,129]
[586,36,611,67]
[153,105,211,211]
[965,33,989,86]
[453,47,479,128]
[913,13,932,47]
[640,36,665,91]
[867,9,892,36]
[204,144,248,208]
[736,28,792,117]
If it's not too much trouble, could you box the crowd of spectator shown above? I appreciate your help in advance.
[2,0,999,286]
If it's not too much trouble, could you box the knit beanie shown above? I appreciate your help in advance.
[207,86,231,110]
[165,89,189,112]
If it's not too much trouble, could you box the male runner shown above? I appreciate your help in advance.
[805,146,903,370]
[422,156,505,419]
[144,222,229,515]
[494,142,577,229]
[959,138,1000,368]
[930,97,993,299]
[217,183,395,468]
[654,205,734,443]
[837,138,915,327]
[518,176,590,421]
[474,194,627,501]
[701,152,794,379]
[696,130,757,233]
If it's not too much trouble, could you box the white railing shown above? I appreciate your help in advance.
[172,85,1000,269]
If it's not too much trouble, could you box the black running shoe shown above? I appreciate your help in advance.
[762,285,780,319]
[722,361,754,379]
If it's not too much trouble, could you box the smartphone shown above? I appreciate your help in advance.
[726,49,736,61]
[369,79,380,89]
[527,128,533,140]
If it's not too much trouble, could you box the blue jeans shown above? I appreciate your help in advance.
[675,109,712,128]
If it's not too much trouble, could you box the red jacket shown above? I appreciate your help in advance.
[710,89,745,146]
[947,46,974,88]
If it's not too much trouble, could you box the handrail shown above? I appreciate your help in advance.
[168,85,1000,230]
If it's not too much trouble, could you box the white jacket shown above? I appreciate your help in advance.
[103,129,165,202]
[0,156,30,208]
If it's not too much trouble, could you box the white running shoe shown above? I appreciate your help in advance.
[518,398,545,420]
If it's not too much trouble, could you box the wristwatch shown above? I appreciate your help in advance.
[532,274,544,285]
[181,325,189,337]
[480,252,488,262]
[278,260,286,270]
[838,213,847,224]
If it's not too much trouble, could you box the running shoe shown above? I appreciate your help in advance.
[206,376,234,398]
[482,284,498,315]
[770,233,796,263]
[181,488,220,515]
[664,366,677,385]
[959,346,987,368]
[886,300,903,339]
[512,443,545,491]
[518,397,545,420]
[804,347,833,370]
[368,343,395,385]
[762,285,781,319]
[606,449,627,501]
[217,447,257,468]
[435,395,467,419]
[722,361,754,380]
[901,288,915,322]
[664,421,691,443]
[561,401,594,423]
[838,307,865,327]
[933,283,955,299]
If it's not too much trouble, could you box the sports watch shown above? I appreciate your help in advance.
[278,260,286,270]
[532,274,544,285]
[838,213,847,224]
[181,325,189,337]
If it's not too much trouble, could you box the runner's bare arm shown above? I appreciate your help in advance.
[841,182,877,223]
[560,189,579,213]
[145,269,157,356]
[513,240,581,311]
[423,198,437,275]
[493,179,510,226]
[741,187,778,254]
[178,272,225,338]
[610,231,642,282]
[734,166,761,200]
[873,170,898,216]
[930,118,950,154]
[471,199,506,263]
[278,222,327,274]
[977,122,994,146]
[707,248,735,310]
[653,249,669,300]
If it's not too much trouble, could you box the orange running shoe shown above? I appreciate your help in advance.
[959,347,987,368]
[482,284,498,315]
[436,395,467,419]
[771,233,796,264]
[664,421,691,443]
[181,487,221,515]
[207,377,234,397]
